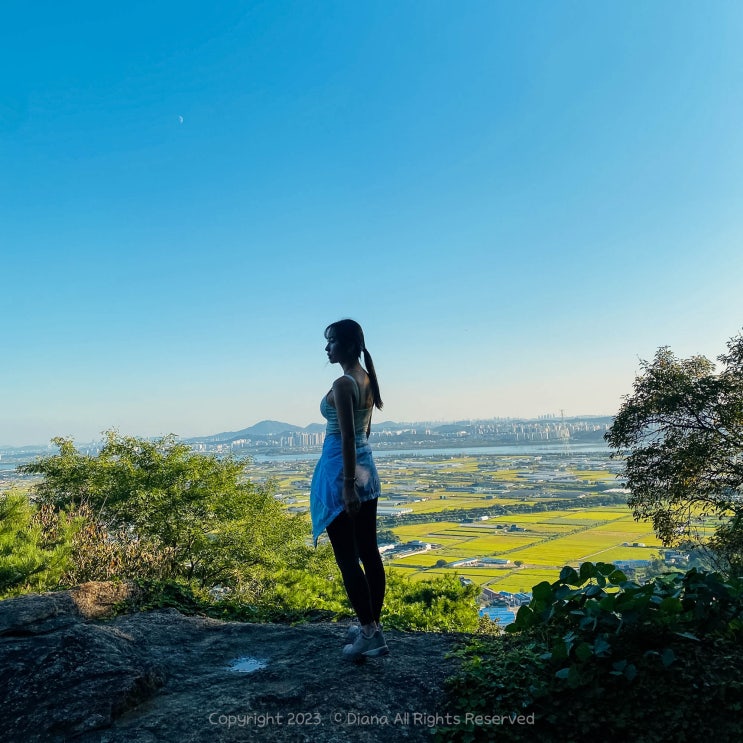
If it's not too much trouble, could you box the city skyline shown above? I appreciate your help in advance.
[3,2,743,446]
[1,411,611,451]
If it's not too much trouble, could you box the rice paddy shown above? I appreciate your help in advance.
[375,453,667,589]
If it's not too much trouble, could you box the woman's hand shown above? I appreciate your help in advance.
[343,481,361,515]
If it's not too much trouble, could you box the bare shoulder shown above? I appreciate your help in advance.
[332,375,355,395]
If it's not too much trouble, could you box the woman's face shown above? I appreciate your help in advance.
[325,331,346,365]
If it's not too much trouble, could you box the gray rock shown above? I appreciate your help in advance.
[0,591,80,636]
[1,584,466,743]
[1,588,164,742]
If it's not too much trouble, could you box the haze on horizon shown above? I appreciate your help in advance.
[2,2,742,447]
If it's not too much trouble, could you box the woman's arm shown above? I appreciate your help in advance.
[333,376,361,515]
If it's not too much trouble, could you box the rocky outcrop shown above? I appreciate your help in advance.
[0,583,163,742]
[0,585,465,743]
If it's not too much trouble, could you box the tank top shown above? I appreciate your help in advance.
[320,374,373,438]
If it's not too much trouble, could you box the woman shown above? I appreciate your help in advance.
[310,319,388,660]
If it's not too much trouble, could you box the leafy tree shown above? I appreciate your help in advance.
[19,431,310,593]
[376,528,400,544]
[605,333,743,574]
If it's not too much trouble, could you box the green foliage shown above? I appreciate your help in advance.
[709,511,743,576]
[605,333,743,574]
[11,432,481,633]
[0,492,78,595]
[219,562,482,630]
[20,431,309,593]
[117,578,282,623]
[507,562,743,673]
[381,571,480,632]
[438,636,549,742]
[376,528,400,544]
[214,566,481,631]
[257,543,350,619]
[42,502,172,584]
[235,562,482,631]
[438,562,743,742]
[120,561,481,632]
[0,490,164,596]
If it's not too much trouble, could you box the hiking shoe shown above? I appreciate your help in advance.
[345,623,382,644]
[342,629,389,660]
[345,623,361,643]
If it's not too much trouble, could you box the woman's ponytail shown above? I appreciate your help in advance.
[363,348,383,410]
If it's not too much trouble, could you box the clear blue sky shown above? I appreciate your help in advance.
[2,1,742,446]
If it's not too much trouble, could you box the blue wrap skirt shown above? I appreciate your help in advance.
[310,433,381,546]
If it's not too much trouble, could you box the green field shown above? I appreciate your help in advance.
[374,454,662,590]
[386,504,663,583]
[257,449,668,594]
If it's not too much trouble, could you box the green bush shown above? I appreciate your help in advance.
[0,492,77,596]
[121,564,481,632]
[437,563,743,742]
[37,502,172,585]
[382,571,480,632]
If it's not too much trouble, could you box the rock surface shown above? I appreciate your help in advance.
[0,585,467,742]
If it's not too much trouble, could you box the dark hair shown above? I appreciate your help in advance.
[325,319,383,410]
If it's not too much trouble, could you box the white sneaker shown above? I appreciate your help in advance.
[345,622,383,644]
[342,629,389,660]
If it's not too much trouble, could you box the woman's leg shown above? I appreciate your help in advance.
[354,498,386,624]
[326,509,375,626]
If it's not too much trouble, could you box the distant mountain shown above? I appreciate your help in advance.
[432,423,470,434]
[187,419,325,443]
[374,420,404,429]
[242,420,303,436]
[303,422,325,433]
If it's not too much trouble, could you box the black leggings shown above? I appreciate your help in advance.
[326,498,385,626]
